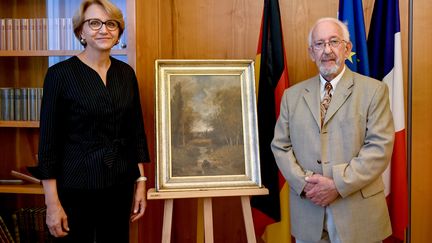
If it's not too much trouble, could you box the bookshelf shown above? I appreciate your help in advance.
[0,184,43,194]
[0,121,39,128]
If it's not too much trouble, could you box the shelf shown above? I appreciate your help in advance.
[0,121,39,128]
[0,49,127,57]
[0,184,43,194]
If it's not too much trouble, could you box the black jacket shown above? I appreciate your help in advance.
[33,56,149,189]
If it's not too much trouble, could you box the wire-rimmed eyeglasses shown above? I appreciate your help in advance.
[84,18,119,31]
[311,38,347,51]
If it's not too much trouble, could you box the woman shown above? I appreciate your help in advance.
[33,0,149,242]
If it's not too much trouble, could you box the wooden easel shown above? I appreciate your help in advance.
[147,187,269,243]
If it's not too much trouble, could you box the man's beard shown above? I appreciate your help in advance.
[318,55,342,78]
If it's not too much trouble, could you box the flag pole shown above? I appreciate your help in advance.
[406,0,413,242]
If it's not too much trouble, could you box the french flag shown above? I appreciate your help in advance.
[368,0,409,242]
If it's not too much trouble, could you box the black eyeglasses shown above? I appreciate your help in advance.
[83,18,119,31]
[312,38,347,51]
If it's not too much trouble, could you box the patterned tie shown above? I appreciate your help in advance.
[320,81,333,127]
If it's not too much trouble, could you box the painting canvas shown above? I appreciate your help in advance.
[155,60,261,191]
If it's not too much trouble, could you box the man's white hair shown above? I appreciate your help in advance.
[308,17,350,46]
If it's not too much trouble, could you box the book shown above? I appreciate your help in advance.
[0,88,14,120]
[5,18,13,50]
[0,215,15,243]
[35,18,44,51]
[36,88,43,120]
[0,179,24,184]
[0,224,8,242]
[28,19,36,51]
[11,213,20,243]
[20,88,28,121]
[10,170,40,184]
[12,19,21,51]
[20,19,29,51]
[0,19,6,50]
[12,207,55,243]
[41,18,48,50]
[14,88,22,121]
[28,88,37,121]
[34,208,45,243]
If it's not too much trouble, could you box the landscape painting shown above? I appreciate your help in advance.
[170,74,245,177]
[155,59,261,191]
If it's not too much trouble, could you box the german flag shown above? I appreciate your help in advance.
[251,0,291,242]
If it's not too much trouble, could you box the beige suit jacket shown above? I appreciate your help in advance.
[271,68,394,243]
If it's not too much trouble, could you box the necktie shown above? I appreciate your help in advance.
[320,81,333,127]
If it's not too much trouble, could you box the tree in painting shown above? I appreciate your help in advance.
[170,75,245,177]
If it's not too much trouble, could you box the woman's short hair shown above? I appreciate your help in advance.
[72,0,125,44]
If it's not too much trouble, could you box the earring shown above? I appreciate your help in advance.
[80,38,87,46]
[115,39,120,45]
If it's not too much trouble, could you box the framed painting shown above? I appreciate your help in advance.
[155,59,262,191]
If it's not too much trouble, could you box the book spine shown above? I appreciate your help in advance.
[13,18,21,50]
[18,209,26,243]
[28,208,37,242]
[0,215,14,243]
[35,18,42,51]
[11,213,20,243]
[29,88,36,121]
[5,18,13,50]
[0,88,14,120]
[14,88,22,121]
[37,88,42,120]
[21,88,28,121]
[36,209,44,243]
[0,19,6,50]
[29,88,37,121]
[42,18,48,50]
[21,208,28,243]
[28,18,36,51]
[20,18,29,51]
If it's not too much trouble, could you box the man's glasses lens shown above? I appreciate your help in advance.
[313,39,344,51]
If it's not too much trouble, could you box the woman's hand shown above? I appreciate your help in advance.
[130,180,147,222]
[46,201,69,237]
[42,179,69,237]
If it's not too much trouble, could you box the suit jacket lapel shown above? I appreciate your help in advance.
[302,76,321,128]
[323,69,354,126]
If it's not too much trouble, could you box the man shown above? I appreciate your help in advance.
[271,17,394,243]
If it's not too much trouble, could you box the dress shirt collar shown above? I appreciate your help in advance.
[319,65,346,98]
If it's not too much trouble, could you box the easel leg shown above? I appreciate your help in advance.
[197,198,204,243]
[241,196,257,243]
[162,199,174,243]
[203,197,214,243]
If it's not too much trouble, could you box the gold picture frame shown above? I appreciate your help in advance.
[155,59,262,191]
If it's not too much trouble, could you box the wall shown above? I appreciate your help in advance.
[135,0,431,242]
[411,0,432,242]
